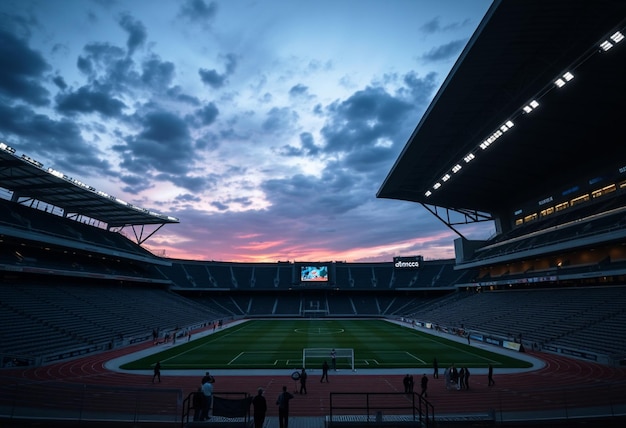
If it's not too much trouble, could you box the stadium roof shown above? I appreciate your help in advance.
[0,145,179,229]
[378,0,626,217]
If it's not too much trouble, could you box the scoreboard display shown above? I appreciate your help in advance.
[300,265,329,282]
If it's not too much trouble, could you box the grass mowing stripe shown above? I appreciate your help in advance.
[120,319,531,370]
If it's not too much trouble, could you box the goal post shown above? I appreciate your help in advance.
[302,348,354,371]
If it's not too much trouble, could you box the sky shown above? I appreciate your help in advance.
[0,0,495,263]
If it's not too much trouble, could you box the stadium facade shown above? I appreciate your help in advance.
[2,1,626,425]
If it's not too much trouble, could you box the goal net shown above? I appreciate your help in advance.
[302,348,354,371]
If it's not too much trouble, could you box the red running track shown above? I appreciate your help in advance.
[3,337,626,421]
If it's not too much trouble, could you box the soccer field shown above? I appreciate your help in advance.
[120,319,531,371]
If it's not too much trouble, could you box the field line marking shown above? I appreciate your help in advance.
[167,321,254,361]
[228,352,244,365]
[406,352,427,364]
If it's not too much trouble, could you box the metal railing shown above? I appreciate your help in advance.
[328,391,434,427]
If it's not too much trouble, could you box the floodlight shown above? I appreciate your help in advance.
[433,182,441,190]
[424,190,432,197]
[442,173,451,182]
[452,164,462,173]
[21,154,43,168]
[47,168,64,178]
[611,31,624,43]
[601,31,625,51]
[0,142,15,153]
[555,72,573,88]
[600,40,614,51]
[523,100,539,113]
[463,153,475,163]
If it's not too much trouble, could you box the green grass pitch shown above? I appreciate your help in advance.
[120,319,532,370]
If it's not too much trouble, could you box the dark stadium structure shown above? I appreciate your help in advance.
[2,1,626,427]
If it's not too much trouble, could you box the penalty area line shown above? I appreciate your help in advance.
[228,352,244,365]
[406,352,427,364]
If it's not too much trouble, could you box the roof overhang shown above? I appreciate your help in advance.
[378,0,626,215]
[0,145,179,229]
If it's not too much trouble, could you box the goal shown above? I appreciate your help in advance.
[302,348,355,371]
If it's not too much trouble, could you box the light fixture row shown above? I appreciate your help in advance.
[424,29,624,198]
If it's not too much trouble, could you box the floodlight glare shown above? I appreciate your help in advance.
[452,164,462,173]
[47,168,64,178]
[463,153,475,163]
[433,182,441,190]
[425,190,432,197]
[600,40,614,51]
[442,173,451,182]
[610,31,624,43]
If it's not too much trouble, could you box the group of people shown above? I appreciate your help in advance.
[178,356,495,428]
[250,384,294,428]
[192,371,216,421]
[403,373,429,397]
[443,364,471,390]
[397,358,495,397]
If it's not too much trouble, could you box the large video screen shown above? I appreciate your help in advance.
[300,266,329,282]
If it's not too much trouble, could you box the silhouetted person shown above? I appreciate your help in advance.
[421,373,428,397]
[433,357,439,379]
[276,385,294,428]
[488,363,495,386]
[152,361,161,383]
[202,371,215,385]
[200,377,213,420]
[251,387,267,428]
[320,360,329,382]
[299,368,308,394]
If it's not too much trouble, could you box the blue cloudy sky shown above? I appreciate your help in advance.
[0,0,494,262]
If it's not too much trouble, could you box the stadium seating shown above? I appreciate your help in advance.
[0,281,222,363]
[405,286,626,361]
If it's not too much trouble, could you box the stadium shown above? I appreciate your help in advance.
[2,1,626,427]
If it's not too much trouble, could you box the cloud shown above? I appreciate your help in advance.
[118,13,147,56]
[114,110,195,176]
[420,16,473,34]
[321,85,413,153]
[289,83,312,100]
[77,42,128,82]
[421,39,467,62]
[55,85,127,117]
[0,103,112,176]
[0,0,495,263]
[0,30,50,106]
[141,56,176,90]
[193,102,220,127]
[178,0,218,24]
[262,107,299,134]
[198,54,237,89]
